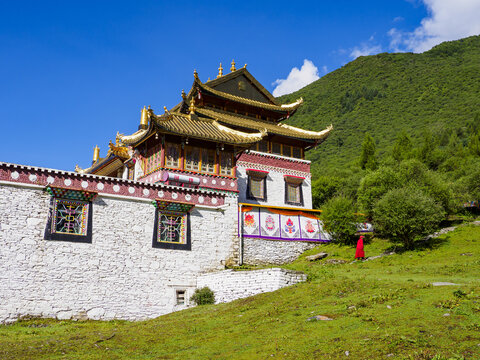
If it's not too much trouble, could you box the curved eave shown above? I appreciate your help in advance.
[153,112,265,145]
[116,126,151,146]
[193,77,303,113]
[196,108,333,141]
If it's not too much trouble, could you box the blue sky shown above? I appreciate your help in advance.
[1,0,479,171]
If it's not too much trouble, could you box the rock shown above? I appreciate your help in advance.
[87,307,105,320]
[56,310,73,320]
[461,253,473,256]
[325,259,347,265]
[306,252,328,261]
[443,313,450,317]
[307,315,333,321]
[432,282,461,286]
[386,305,392,309]
[345,351,350,356]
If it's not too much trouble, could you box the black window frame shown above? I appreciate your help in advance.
[152,208,191,250]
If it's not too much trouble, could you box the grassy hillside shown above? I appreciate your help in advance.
[2,224,479,359]
[279,36,480,175]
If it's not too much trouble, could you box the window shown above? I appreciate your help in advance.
[165,143,180,168]
[201,148,216,173]
[145,143,162,173]
[246,169,268,200]
[185,146,201,171]
[282,145,292,157]
[44,186,96,243]
[255,140,268,153]
[152,200,194,250]
[220,152,233,176]
[176,290,186,305]
[271,142,282,155]
[284,176,304,206]
[292,147,302,159]
[158,212,187,243]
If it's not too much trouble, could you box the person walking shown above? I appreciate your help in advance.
[355,235,365,260]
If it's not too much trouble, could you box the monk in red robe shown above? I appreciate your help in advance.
[355,235,365,260]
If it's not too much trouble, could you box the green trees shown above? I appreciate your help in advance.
[373,188,445,250]
[359,133,377,170]
[321,196,358,245]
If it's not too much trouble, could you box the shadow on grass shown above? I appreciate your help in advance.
[384,234,450,254]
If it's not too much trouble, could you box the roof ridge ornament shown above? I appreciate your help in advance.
[181,89,186,100]
[230,59,236,72]
[217,62,223,78]
[194,69,198,79]
[93,145,100,163]
[140,105,149,129]
[189,97,196,115]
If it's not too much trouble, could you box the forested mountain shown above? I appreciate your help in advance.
[279,35,480,175]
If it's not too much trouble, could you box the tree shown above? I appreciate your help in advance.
[321,196,357,245]
[357,166,401,217]
[392,131,413,162]
[373,187,445,250]
[359,133,377,170]
[312,176,343,208]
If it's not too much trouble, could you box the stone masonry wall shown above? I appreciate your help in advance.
[0,184,239,323]
[197,268,307,304]
[243,238,319,265]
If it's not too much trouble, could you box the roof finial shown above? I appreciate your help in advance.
[217,62,223,78]
[93,145,100,163]
[181,89,186,100]
[230,59,236,72]
[189,97,196,114]
[244,63,247,68]
[194,69,198,79]
[140,106,148,128]
[164,106,168,113]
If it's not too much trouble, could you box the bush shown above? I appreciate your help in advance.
[321,196,357,245]
[190,287,215,305]
[373,187,445,250]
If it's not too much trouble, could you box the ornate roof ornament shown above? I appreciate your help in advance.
[217,63,223,78]
[189,97,196,114]
[230,59,236,72]
[193,69,198,79]
[93,145,100,163]
[181,89,186,100]
[140,106,149,128]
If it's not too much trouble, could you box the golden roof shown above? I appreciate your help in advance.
[75,142,130,174]
[204,67,278,105]
[152,112,266,145]
[196,108,333,141]
[193,76,303,113]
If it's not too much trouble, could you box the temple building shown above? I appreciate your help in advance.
[0,62,332,323]
[76,61,332,248]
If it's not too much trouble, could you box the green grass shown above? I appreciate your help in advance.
[2,224,480,359]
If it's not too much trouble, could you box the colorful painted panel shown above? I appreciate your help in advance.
[52,198,89,235]
[280,214,301,239]
[242,209,260,236]
[153,200,195,213]
[157,212,187,243]
[46,186,97,202]
[241,207,330,242]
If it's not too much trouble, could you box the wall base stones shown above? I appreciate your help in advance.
[197,268,307,304]
[243,237,319,265]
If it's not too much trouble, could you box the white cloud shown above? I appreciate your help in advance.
[272,59,320,97]
[389,0,480,52]
[350,43,382,59]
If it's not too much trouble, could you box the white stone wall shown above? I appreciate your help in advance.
[243,238,319,265]
[197,268,307,304]
[0,184,239,323]
[236,166,312,209]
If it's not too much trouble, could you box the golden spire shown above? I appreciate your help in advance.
[244,63,247,68]
[93,145,100,163]
[140,106,148,127]
[194,69,198,79]
[189,97,196,114]
[217,63,223,78]
[181,89,186,100]
[164,106,168,113]
[230,59,236,72]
